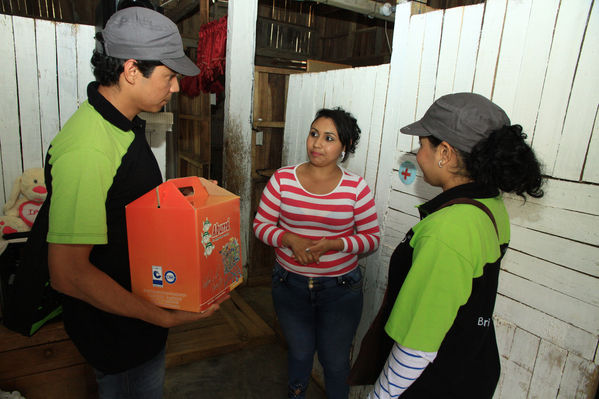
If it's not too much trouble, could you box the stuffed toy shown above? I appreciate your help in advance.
[0,168,46,243]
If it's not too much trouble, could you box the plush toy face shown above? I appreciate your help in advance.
[20,168,47,203]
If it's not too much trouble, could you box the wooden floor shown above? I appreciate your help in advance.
[0,290,276,399]
[166,290,276,368]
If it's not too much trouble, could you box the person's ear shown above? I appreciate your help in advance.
[122,59,139,85]
[436,141,449,164]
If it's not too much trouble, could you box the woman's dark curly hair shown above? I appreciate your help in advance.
[429,125,544,198]
[313,107,361,162]
[91,46,163,86]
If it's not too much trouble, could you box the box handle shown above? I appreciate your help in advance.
[168,177,209,204]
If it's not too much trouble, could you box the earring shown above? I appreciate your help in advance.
[340,151,346,160]
[438,160,443,168]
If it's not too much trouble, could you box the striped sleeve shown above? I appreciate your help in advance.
[253,172,286,247]
[340,178,380,254]
[368,343,436,399]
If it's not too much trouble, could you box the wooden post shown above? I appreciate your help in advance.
[223,0,258,271]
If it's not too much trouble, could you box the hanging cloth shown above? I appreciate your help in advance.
[181,15,227,97]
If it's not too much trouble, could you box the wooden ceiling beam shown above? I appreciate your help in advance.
[161,0,199,23]
[309,0,396,21]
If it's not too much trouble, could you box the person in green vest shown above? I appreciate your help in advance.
[26,7,226,399]
[350,92,544,398]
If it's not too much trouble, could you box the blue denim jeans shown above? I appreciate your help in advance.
[94,347,165,399]
[272,263,363,399]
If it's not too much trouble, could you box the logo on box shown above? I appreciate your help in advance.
[165,270,177,284]
[152,266,163,287]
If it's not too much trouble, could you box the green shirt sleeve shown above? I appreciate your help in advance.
[46,102,134,245]
[47,148,115,244]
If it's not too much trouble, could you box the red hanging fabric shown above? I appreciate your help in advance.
[181,15,227,97]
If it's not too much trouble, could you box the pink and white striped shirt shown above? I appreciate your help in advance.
[253,164,380,277]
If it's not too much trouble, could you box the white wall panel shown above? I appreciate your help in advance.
[531,0,593,174]
[36,19,59,164]
[13,17,42,170]
[0,15,21,206]
[553,1,599,180]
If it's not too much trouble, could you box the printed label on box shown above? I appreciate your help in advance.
[152,266,163,287]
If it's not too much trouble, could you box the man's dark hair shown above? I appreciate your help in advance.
[90,49,163,86]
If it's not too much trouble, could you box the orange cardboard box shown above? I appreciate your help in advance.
[126,177,243,312]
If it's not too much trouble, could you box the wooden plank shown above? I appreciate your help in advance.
[0,322,69,353]
[165,323,242,368]
[0,14,20,205]
[509,0,560,142]
[282,73,302,165]
[415,9,442,126]
[504,177,599,215]
[165,291,275,369]
[508,327,540,373]
[557,352,599,398]
[400,12,425,153]
[254,121,285,128]
[473,0,507,98]
[386,3,415,154]
[0,363,97,399]
[56,22,78,128]
[495,359,532,399]
[334,67,354,112]
[452,3,483,93]
[0,338,86,380]
[363,64,390,189]
[345,66,376,177]
[76,23,95,106]
[494,317,516,358]
[322,64,338,109]
[388,190,423,218]
[502,249,599,307]
[385,208,419,239]
[254,65,303,75]
[146,128,167,181]
[289,73,309,166]
[582,107,599,183]
[554,1,599,180]
[504,196,599,246]
[499,271,599,335]
[14,16,43,170]
[494,295,597,361]
[531,0,593,175]
[228,291,274,338]
[491,0,532,116]
[528,340,567,398]
[435,6,463,99]
[508,225,599,278]
[36,19,59,164]
[292,72,320,165]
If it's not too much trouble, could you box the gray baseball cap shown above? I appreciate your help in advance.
[102,7,200,76]
[400,92,510,153]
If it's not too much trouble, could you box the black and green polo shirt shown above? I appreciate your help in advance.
[386,183,509,398]
[40,82,167,374]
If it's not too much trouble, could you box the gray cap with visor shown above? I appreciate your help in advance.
[400,92,510,153]
[102,7,200,76]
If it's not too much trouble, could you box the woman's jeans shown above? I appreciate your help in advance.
[272,263,364,399]
[94,347,165,399]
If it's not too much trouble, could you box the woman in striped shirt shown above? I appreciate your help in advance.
[253,108,381,399]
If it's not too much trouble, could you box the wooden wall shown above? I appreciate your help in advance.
[0,0,98,24]
[0,15,169,209]
[283,1,599,397]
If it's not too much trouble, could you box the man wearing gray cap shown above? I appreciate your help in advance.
[25,7,223,399]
